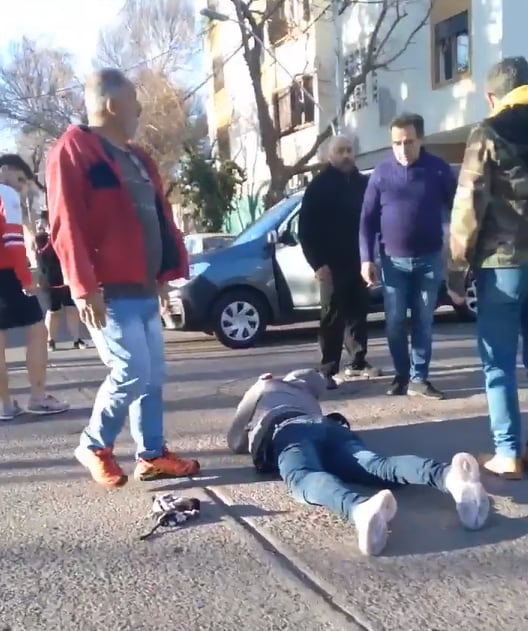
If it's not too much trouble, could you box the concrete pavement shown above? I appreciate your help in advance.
[2,319,528,631]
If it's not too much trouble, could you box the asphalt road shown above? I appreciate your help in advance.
[2,316,528,631]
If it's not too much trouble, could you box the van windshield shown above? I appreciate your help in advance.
[232,194,303,246]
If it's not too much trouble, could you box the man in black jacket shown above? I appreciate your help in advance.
[299,135,379,389]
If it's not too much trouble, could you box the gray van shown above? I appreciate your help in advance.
[168,182,476,349]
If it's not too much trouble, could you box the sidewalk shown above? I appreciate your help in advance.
[2,336,528,631]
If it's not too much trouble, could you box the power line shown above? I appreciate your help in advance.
[0,30,210,106]
[0,4,331,108]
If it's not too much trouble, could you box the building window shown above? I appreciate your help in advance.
[268,0,311,46]
[272,75,315,137]
[212,56,225,93]
[433,11,470,85]
[216,125,231,160]
[344,48,378,112]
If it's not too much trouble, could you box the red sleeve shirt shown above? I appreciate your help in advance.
[0,184,32,288]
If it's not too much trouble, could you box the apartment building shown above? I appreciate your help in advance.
[203,0,338,230]
[205,0,526,217]
[341,0,526,168]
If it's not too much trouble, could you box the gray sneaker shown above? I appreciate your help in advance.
[344,362,382,379]
[26,394,70,415]
[0,400,24,421]
[407,380,444,400]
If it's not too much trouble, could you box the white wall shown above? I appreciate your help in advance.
[341,0,507,156]
[205,0,340,192]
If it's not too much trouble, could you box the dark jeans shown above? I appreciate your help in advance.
[380,251,443,382]
[272,417,448,521]
[319,273,368,376]
[476,267,528,458]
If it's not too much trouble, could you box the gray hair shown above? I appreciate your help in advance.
[487,56,528,99]
[84,68,130,117]
[328,133,355,153]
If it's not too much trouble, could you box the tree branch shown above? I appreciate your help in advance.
[290,0,433,174]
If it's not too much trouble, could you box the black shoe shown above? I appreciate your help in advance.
[47,339,56,352]
[73,339,87,350]
[344,362,382,379]
[386,376,408,396]
[407,380,444,400]
[325,376,338,390]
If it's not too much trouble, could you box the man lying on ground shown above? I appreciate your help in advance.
[227,369,490,556]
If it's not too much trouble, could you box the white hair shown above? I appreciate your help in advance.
[328,133,355,154]
[84,68,130,118]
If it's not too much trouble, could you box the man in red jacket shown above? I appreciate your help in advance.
[46,68,200,487]
[0,154,69,420]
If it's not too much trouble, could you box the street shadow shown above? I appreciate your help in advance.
[145,466,271,494]
[322,368,487,402]
[164,359,321,385]
[380,486,528,557]
[164,393,243,412]
[8,406,92,425]
[7,380,102,395]
[155,415,528,555]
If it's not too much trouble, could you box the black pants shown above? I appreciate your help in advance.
[319,273,368,376]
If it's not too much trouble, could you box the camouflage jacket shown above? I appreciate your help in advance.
[450,96,528,277]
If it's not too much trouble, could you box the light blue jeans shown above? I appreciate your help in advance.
[380,251,444,382]
[80,297,165,460]
[476,267,528,459]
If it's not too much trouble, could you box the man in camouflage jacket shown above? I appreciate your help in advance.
[450,56,528,479]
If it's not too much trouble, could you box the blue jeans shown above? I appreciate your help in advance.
[476,267,528,458]
[80,297,166,460]
[381,251,443,381]
[272,417,448,520]
[521,301,528,369]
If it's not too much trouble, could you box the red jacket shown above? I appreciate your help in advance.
[45,125,188,299]
[0,183,32,288]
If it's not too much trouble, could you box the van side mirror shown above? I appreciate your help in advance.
[266,230,279,245]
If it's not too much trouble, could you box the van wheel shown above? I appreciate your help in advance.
[212,290,269,349]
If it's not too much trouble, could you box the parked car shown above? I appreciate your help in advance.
[168,166,476,349]
[184,232,235,256]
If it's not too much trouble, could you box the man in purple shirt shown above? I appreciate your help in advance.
[360,113,457,399]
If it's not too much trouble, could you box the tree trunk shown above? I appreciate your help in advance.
[263,169,290,209]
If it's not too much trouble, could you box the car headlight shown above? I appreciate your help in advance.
[189,262,210,279]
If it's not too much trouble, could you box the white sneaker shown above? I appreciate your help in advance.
[352,489,398,556]
[444,452,490,530]
[0,400,24,421]
[26,394,70,415]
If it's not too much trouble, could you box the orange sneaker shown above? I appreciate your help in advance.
[74,446,128,488]
[478,453,523,480]
[134,448,200,481]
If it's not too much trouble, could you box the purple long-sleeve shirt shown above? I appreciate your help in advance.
[359,150,457,262]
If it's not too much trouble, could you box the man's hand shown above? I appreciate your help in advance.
[447,287,466,306]
[75,292,106,330]
[23,284,37,296]
[158,282,171,316]
[361,262,378,287]
[315,265,331,282]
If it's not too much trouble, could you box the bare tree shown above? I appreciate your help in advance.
[226,0,434,206]
[97,0,205,190]
[0,37,85,139]
[97,0,197,78]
